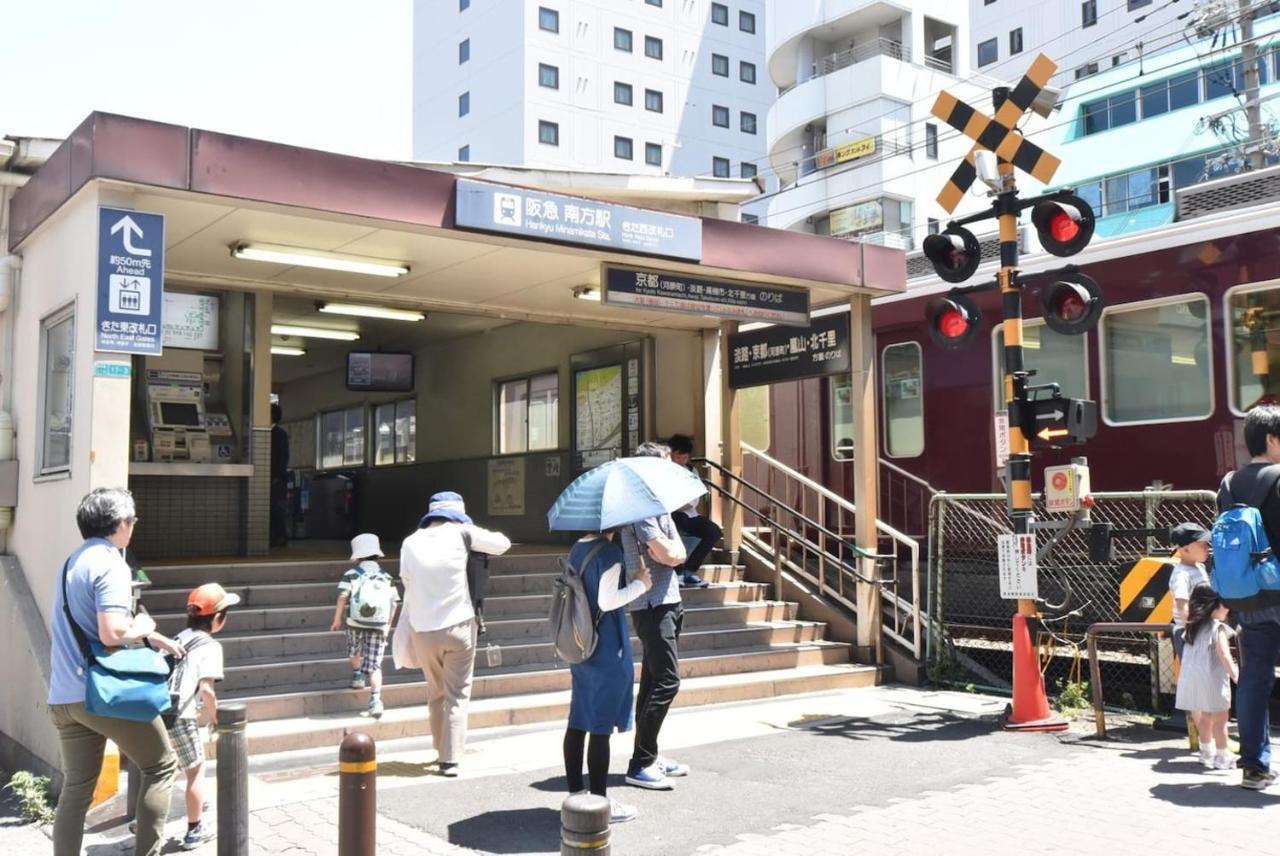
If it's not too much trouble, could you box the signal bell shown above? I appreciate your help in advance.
[927,292,982,350]
[1041,272,1103,336]
[1031,194,1095,257]
[922,226,981,283]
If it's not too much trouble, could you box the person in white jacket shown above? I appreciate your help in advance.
[398,491,510,776]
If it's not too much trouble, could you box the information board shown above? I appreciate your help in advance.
[997,533,1038,600]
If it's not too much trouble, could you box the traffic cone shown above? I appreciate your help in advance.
[1005,613,1068,732]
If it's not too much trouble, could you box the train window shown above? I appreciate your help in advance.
[738,386,770,450]
[994,322,1088,406]
[882,342,924,457]
[832,377,853,460]
[1226,284,1280,414]
[1101,295,1212,424]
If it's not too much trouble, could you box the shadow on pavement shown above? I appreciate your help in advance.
[804,712,997,743]
[447,807,560,853]
[527,773,628,793]
[1150,782,1280,808]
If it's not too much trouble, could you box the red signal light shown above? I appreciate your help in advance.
[1049,211,1080,244]
[1041,273,1103,335]
[938,308,970,340]
[926,293,982,350]
[1031,194,1095,257]
[922,226,981,283]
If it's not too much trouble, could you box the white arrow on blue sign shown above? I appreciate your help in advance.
[97,207,165,355]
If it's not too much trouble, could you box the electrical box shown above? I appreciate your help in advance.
[1044,462,1090,514]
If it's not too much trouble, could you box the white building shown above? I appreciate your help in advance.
[413,0,771,181]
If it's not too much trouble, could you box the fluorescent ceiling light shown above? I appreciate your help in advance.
[271,346,307,357]
[573,286,601,301]
[271,324,360,341]
[319,303,425,322]
[1171,354,1197,366]
[232,243,410,277]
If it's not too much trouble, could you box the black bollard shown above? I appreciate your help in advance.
[561,793,610,856]
[338,732,377,856]
[216,704,249,856]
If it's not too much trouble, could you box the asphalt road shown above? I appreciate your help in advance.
[378,707,1078,855]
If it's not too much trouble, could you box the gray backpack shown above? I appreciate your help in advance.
[549,540,609,664]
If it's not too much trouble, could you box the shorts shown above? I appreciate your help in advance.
[346,627,389,674]
[168,718,205,769]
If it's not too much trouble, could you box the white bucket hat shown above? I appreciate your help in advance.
[350,533,385,561]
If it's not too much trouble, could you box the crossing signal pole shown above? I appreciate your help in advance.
[925,54,1103,732]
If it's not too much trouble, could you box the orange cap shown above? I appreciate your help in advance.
[188,583,241,616]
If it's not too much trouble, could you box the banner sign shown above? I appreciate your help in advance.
[163,292,219,350]
[604,266,810,327]
[815,136,876,169]
[830,199,883,236]
[455,178,702,261]
[97,207,165,355]
[727,312,850,388]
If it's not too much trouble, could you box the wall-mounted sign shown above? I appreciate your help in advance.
[604,266,810,327]
[97,207,165,355]
[829,200,884,236]
[488,458,526,516]
[454,178,703,261]
[163,292,219,350]
[815,136,877,169]
[728,312,851,388]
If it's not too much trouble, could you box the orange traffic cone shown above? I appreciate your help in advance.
[1005,613,1068,732]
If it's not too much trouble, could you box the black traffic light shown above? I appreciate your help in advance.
[1040,271,1103,335]
[926,292,982,350]
[1031,194,1095,257]
[1024,394,1098,447]
[922,226,981,283]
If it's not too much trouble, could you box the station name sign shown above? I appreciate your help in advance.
[727,312,850,389]
[604,266,810,327]
[454,179,703,261]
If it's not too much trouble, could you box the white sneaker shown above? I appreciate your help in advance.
[1215,752,1237,770]
[608,797,638,824]
[1199,747,1215,768]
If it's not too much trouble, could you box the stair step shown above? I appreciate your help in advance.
[238,661,877,754]
[141,552,565,587]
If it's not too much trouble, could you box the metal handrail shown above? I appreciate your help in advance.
[1087,622,1173,737]
[880,457,937,495]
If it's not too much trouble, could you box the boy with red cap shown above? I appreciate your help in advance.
[168,583,238,849]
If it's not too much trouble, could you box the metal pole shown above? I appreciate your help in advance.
[561,793,610,856]
[1238,0,1266,171]
[216,704,249,856]
[338,732,377,856]
[1087,630,1106,738]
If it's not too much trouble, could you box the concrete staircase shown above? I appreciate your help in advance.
[140,551,879,755]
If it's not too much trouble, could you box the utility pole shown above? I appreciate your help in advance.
[1238,0,1266,170]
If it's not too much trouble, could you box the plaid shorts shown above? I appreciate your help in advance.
[168,718,205,769]
[346,627,389,674]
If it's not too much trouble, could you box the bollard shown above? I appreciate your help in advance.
[338,732,377,856]
[216,704,249,856]
[560,793,610,856]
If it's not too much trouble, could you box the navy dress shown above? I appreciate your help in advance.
[567,537,636,736]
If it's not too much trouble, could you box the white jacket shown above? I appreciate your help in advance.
[399,520,511,634]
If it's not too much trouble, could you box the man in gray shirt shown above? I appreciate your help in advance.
[622,442,689,790]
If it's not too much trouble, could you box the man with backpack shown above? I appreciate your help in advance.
[331,533,399,719]
[1214,404,1280,791]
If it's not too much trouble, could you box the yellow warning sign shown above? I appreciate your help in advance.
[1118,556,1176,623]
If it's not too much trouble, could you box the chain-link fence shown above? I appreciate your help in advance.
[926,490,1218,713]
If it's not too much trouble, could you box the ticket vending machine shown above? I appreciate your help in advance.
[144,370,212,462]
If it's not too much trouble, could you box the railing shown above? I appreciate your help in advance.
[728,443,923,660]
[879,458,937,539]
[814,39,905,77]
[838,228,914,251]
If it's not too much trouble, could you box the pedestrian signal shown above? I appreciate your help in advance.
[1040,272,1103,336]
[926,293,981,350]
[922,226,981,283]
[1031,194,1095,257]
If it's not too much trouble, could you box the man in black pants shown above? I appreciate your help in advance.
[269,403,290,548]
[623,442,689,790]
[667,434,721,589]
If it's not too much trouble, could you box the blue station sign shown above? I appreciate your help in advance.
[454,178,703,261]
[97,207,165,355]
[604,266,810,327]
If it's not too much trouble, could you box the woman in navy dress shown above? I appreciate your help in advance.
[564,532,651,823]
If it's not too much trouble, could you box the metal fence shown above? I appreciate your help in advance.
[926,490,1218,712]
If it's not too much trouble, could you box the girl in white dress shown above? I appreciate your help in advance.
[1175,584,1239,770]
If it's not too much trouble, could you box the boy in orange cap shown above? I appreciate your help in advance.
[167,583,238,849]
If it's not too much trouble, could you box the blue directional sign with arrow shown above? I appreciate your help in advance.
[97,207,165,355]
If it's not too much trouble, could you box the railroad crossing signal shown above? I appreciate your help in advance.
[931,54,1062,213]
[1024,395,1098,448]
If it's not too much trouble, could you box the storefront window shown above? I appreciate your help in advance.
[318,405,365,468]
[1102,296,1212,424]
[832,376,853,461]
[39,305,75,474]
[374,399,416,465]
[882,343,923,458]
[499,372,559,454]
[995,322,1088,406]
[1228,285,1280,414]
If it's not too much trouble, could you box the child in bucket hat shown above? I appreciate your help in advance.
[331,533,399,718]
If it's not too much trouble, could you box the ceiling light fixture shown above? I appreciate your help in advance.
[270,324,360,341]
[270,346,307,357]
[318,303,425,322]
[572,286,601,301]
[232,243,410,277]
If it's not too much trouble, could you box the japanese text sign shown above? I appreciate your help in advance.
[604,266,809,327]
[97,207,165,355]
[727,312,849,388]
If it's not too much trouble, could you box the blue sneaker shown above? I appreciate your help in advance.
[658,756,689,777]
[624,763,674,790]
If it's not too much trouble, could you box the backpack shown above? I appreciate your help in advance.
[348,566,396,629]
[548,539,609,665]
[162,631,213,730]
[1211,466,1280,600]
[460,529,490,634]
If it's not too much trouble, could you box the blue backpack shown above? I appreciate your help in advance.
[1211,466,1280,600]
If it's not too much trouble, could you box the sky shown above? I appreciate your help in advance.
[0,0,414,160]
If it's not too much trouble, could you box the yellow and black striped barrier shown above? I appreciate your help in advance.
[1118,556,1177,624]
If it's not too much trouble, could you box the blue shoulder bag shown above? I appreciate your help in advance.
[61,558,172,722]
